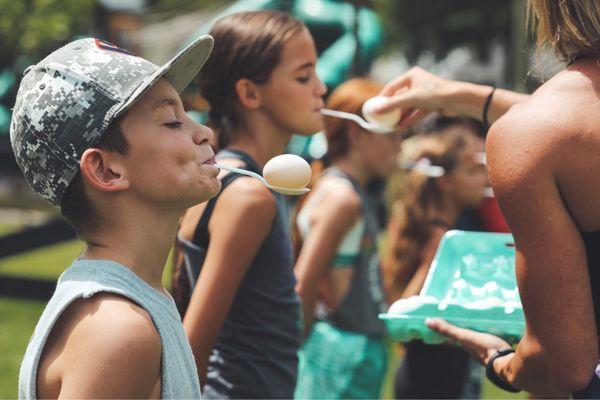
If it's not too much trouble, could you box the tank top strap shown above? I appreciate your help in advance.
[191,149,260,247]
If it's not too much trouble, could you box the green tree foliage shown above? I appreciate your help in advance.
[375,0,512,62]
[0,0,96,71]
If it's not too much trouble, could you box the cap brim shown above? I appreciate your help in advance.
[115,34,213,116]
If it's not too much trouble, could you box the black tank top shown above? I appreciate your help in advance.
[174,149,301,399]
[582,230,600,333]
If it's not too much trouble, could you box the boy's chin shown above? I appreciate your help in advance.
[189,180,222,205]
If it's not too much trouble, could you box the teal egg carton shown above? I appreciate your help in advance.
[379,230,525,344]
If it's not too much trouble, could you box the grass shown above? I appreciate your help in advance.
[0,298,45,398]
[0,239,174,287]
[0,240,85,280]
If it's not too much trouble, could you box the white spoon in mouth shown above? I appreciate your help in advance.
[214,164,310,195]
[320,108,394,134]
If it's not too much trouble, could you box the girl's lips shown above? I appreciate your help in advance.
[203,156,216,165]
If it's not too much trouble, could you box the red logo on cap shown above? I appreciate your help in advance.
[94,39,133,56]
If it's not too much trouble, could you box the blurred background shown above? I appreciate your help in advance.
[0,0,559,397]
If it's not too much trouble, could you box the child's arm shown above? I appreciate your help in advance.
[37,293,162,398]
[294,185,361,336]
[182,177,277,383]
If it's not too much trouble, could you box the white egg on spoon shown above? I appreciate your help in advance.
[215,154,311,196]
[361,96,402,128]
[320,96,401,134]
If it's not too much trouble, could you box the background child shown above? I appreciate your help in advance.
[383,119,487,398]
[171,10,326,399]
[293,78,402,399]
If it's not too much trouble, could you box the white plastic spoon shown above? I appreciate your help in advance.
[320,108,394,134]
[215,164,310,195]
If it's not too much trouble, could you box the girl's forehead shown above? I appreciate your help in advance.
[278,30,316,67]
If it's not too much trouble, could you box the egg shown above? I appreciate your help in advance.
[362,96,402,128]
[263,154,311,189]
[388,295,438,314]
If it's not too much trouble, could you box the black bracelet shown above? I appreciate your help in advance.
[482,86,496,132]
[485,349,521,393]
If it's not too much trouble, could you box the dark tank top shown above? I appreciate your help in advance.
[573,228,600,398]
[174,149,301,399]
[582,230,600,333]
[321,167,387,337]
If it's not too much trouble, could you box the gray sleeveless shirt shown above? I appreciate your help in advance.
[19,259,201,399]
[321,168,387,337]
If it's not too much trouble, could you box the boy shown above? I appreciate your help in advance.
[11,35,219,398]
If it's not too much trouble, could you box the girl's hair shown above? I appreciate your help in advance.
[383,120,476,300]
[291,78,383,258]
[322,78,384,164]
[528,0,600,62]
[197,10,306,150]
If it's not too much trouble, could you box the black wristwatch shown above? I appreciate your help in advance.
[485,349,521,393]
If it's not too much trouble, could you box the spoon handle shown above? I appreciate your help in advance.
[320,108,364,125]
[320,108,393,134]
[214,164,268,185]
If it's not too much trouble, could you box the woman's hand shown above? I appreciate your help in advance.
[426,318,511,366]
[374,67,528,129]
[375,67,466,128]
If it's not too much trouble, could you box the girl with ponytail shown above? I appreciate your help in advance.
[384,119,487,398]
[171,10,326,399]
[293,78,402,399]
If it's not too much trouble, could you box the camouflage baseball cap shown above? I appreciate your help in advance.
[10,35,213,207]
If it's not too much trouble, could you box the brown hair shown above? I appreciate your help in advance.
[322,78,384,163]
[60,120,129,240]
[197,10,306,150]
[528,0,600,61]
[291,78,384,258]
[383,122,476,301]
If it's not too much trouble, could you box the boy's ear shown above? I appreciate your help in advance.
[79,148,130,194]
[235,78,261,109]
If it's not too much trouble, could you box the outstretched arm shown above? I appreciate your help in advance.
[375,67,529,128]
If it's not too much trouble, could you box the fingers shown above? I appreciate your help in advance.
[426,318,466,341]
[373,91,419,114]
[397,109,431,129]
[379,66,427,96]
[379,73,414,97]
[426,318,512,365]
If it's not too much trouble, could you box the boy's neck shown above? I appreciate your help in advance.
[80,202,181,292]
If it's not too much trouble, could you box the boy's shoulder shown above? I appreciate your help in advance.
[36,292,161,398]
